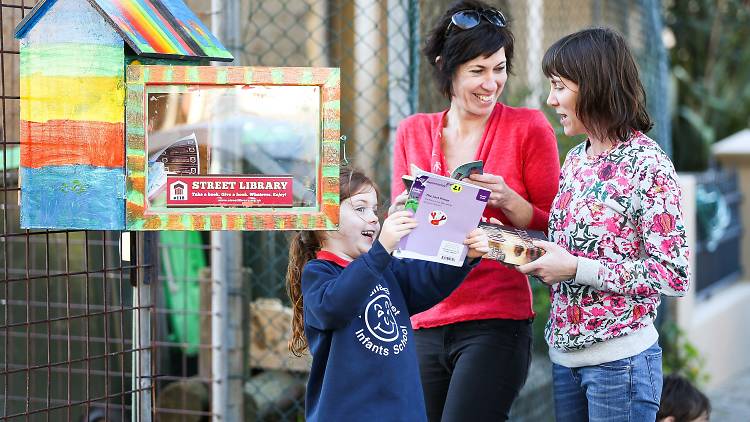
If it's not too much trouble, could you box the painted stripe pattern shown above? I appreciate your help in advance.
[19,0,125,230]
[21,166,125,229]
[125,65,340,231]
[21,120,124,168]
[91,0,233,61]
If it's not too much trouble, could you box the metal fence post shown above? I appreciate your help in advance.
[210,1,245,420]
[210,231,244,421]
[133,232,158,422]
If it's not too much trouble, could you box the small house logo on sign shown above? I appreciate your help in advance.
[169,181,188,201]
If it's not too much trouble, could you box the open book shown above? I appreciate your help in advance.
[393,169,490,266]
[479,222,547,266]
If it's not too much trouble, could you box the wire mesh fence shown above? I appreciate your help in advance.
[225,1,670,420]
[2,0,670,421]
[1,2,151,420]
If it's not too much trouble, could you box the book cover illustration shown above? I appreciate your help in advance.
[394,171,491,266]
[479,222,547,266]
[149,132,200,175]
[147,133,200,201]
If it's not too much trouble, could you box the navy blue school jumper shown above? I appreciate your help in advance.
[301,240,478,421]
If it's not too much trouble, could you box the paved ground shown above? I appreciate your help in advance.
[707,366,750,421]
[509,356,750,421]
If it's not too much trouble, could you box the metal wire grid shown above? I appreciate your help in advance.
[0,1,151,420]
[151,232,215,421]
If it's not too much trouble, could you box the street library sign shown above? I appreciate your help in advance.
[165,175,294,208]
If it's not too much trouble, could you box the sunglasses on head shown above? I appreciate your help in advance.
[445,8,507,37]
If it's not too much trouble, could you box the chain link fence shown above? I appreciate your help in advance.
[206,1,670,421]
[0,1,153,420]
[2,0,669,421]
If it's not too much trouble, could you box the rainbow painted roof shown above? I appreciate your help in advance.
[15,0,233,62]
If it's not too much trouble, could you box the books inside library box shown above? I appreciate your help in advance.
[479,222,547,266]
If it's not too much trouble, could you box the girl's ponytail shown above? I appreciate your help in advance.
[286,230,320,356]
[285,166,377,356]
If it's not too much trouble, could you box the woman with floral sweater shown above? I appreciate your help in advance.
[518,28,689,422]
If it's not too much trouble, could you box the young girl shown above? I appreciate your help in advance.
[518,28,689,421]
[287,167,488,421]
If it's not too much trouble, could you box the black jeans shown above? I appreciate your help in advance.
[415,318,533,422]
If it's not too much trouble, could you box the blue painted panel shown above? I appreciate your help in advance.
[20,0,121,47]
[20,166,125,230]
[14,0,55,39]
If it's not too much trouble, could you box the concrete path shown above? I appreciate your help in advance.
[707,366,750,421]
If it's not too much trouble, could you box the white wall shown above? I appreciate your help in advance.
[676,173,750,389]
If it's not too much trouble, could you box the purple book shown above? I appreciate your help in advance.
[393,171,490,266]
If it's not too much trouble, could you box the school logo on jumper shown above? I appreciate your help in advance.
[365,294,399,341]
[354,284,409,357]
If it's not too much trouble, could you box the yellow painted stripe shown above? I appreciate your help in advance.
[20,76,124,123]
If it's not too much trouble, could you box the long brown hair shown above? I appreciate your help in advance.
[542,27,652,143]
[286,167,379,356]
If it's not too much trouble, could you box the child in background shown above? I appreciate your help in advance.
[657,374,711,422]
[286,167,488,422]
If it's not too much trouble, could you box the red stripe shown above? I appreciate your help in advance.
[316,250,351,267]
[21,120,124,168]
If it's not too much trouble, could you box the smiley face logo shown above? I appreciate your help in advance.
[365,295,399,342]
[450,184,463,193]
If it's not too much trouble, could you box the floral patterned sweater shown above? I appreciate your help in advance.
[546,131,689,367]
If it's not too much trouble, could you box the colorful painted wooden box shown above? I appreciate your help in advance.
[124,65,341,231]
[15,0,340,231]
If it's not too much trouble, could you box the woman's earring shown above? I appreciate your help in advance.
[340,135,349,166]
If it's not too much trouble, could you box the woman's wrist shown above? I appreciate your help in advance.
[496,193,533,227]
[567,255,579,280]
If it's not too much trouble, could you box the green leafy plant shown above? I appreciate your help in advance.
[664,0,750,171]
[530,280,551,354]
[660,320,710,386]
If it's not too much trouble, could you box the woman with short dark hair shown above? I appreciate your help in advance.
[390,1,561,420]
[518,28,690,421]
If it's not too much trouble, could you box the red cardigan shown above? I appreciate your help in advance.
[391,103,560,327]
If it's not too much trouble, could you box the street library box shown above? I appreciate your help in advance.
[15,0,340,231]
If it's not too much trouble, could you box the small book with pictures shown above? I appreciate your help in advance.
[479,222,547,266]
